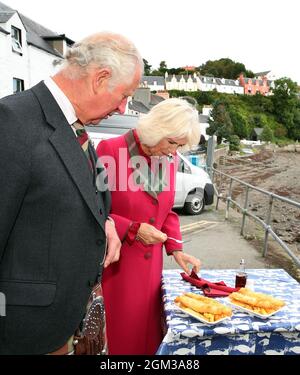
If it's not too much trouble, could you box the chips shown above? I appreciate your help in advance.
[229,288,285,315]
[174,292,232,322]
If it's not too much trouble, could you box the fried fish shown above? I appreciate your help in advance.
[229,288,285,314]
[174,292,232,322]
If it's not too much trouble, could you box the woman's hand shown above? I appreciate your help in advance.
[137,223,167,245]
[172,251,201,275]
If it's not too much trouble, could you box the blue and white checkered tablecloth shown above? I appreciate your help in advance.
[157,269,300,355]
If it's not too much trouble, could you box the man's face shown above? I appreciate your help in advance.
[85,67,141,125]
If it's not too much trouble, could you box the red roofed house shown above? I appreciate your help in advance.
[238,73,271,96]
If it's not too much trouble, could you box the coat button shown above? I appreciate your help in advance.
[152,200,158,205]
[144,251,152,259]
[96,239,104,246]
[99,208,103,215]
[149,217,155,224]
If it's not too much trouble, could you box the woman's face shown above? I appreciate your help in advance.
[145,136,188,157]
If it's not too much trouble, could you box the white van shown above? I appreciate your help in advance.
[86,115,214,215]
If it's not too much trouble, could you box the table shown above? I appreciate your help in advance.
[157,269,300,355]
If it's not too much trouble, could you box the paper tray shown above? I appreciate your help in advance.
[225,298,284,319]
[174,303,230,325]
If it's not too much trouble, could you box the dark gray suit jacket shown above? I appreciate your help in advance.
[0,82,110,354]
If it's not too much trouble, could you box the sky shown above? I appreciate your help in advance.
[2,0,299,83]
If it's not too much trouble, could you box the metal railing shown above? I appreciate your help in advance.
[211,167,300,267]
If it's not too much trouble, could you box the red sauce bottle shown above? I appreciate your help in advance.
[235,259,247,288]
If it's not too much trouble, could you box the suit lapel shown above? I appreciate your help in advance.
[31,82,105,232]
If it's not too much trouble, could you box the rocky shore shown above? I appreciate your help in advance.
[214,149,300,280]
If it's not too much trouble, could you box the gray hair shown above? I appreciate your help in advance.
[64,32,143,87]
[136,98,200,151]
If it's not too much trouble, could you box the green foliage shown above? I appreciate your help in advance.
[229,135,240,151]
[167,67,186,75]
[143,58,152,75]
[228,108,249,139]
[275,137,294,147]
[271,77,300,139]
[168,79,300,142]
[207,100,233,144]
[260,125,274,142]
[198,58,254,79]
[151,61,168,76]
[273,123,287,138]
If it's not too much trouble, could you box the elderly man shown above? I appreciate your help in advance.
[0,32,143,355]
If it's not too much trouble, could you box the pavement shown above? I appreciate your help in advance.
[163,203,270,271]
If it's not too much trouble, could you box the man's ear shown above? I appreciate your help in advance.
[93,68,112,92]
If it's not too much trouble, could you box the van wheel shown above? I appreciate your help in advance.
[184,195,204,215]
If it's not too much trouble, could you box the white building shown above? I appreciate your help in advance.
[0,1,74,98]
[254,70,277,82]
[165,72,244,94]
[199,106,212,140]
[165,72,198,91]
[140,75,165,91]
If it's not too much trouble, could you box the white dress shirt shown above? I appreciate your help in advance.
[44,77,77,133]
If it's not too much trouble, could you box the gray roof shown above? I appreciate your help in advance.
[0,1,74,57]
[166,74,198,83]
[201,76,242,87]
[0,25,9,34]
[254,70,270,77]
[141,75,165,86]
[0,10,13,22]
[128,100,150,114]
[253,128,264,136]
[150,94,164,106]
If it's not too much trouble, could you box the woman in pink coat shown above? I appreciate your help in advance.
[96,98,201,355]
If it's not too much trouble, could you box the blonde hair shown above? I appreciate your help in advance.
[136,98,200,151]
[64,31,143,88]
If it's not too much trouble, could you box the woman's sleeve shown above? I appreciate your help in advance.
[161,210,183,255]
[96,140,135,243]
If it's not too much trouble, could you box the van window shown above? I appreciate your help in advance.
[178,158,191,174]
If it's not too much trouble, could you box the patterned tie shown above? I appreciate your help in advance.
[73,121,90,159]
[72,120,108,354]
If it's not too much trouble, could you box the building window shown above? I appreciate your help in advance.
[13,78,24,94]
[11,26,22,55]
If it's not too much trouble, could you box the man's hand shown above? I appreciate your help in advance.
[172,251,201,275]
[137,223,167,245]
[104,219,121,268]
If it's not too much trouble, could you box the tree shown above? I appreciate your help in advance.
[229,135,240,151]
[143,58,152,75]
[274,123,287,138]
[207,100,233,144]
[167,67,186,75]
[159,60,167,75]
[151,60,168,76]
[228,108,249,139]
[261,125,274,142]
[199,58,254,79]
[271,77,300,139]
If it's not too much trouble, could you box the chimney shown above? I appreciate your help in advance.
[238,73,245,85]
[133,87,151,107]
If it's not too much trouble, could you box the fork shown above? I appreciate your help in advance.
[167,236,184,244]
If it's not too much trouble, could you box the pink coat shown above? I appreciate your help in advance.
[96,130,182,354]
